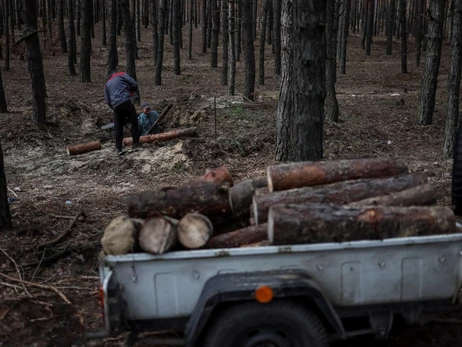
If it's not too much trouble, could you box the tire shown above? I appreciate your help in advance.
[452,123,462,216]
[202,300,328,347]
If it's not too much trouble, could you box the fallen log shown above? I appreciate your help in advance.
[206,223,268,249]
[254,173,427,225]
[229,176,267,216]
[348,183,437,207]
[126,182,231,219]
[101,216,142,255]
[66,141,102,156]
[178,213,213,249]
[123,127,198,146]
[267,157,409,192]
[199,166,234,186]
[268,204,456,245]
[138,216,177,254]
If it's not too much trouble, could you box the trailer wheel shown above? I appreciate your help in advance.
[452,123,462,216]
[202,301,328,347]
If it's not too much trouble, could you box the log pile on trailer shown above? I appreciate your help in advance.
[100,158,457,256]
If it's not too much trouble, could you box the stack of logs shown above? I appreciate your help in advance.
[101,157,457,256]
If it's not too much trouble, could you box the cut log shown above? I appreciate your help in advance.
[101,216,142,255]
[178,213,213,249]
[206,223,268,248]
[123,127,198,146]
[348,184,437,207]
[126,181,231,219]
[254,173,428,225]
[66,141,102,155]
[268,204,456,245]
[138,216,177,254]
[199,166,234,186]
[267,157,409,192]
[229,176,267,216]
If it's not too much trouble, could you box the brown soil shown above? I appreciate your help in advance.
[0,23,460,346]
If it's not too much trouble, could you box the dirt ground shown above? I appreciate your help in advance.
[0,23,461,346]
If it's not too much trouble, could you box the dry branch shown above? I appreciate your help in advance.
[37,210,85,249]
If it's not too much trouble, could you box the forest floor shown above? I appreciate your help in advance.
[0,24,461,346]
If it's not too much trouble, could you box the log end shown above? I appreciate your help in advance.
[267,207,274,244]
[267,165,274,192]
[178,213,214,249]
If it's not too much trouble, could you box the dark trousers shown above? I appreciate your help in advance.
[113,100,140,150]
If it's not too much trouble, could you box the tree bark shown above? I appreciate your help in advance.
[121,0,137,80]
[138,216,177,254]
[67,0,77,74]
[347,183,437,207]
[268,157,408,192]
[386,0,396,55]
[155,0,167,85]
[173,0,181,74]
[242,0,255,100]
[268,204,456,245]
[415,0,424,66]
[0,68,7,112]
[108,0,118,75]
[123,126,197,146]
[0,141,11,230]
[325,0,339,122]
[188,0,193,59]
[66,141,102,155]
[399,0,407,73]
[101,216,141,255]
[418,0,446,125]
[210,0,219,68]
[229,176,267,216]
[152,0,158,65]
[79,0,91,82]
[102,0,107,46]
[259,0,269,85]
[444,0,462,158]
[201,0,206,53]
[127,181,232,219]
[273,0,281,75]
[338,0,351,74]
[58,0,67,53]
[22,0,47,125]
[275,0,326,162]
[206,223,268,249]
[366,0,374,55]
[5,0,10,71]
[221,0,228,85]
[254,173,428,224]
[177,213,213,248]
[228,0,236,95]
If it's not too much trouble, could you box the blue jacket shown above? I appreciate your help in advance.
[138,110,160,135]
[104,72,138,109]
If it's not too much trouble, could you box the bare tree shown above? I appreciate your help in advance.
[58,0,68,53]
[228,0,236,95]
[67,0,77,75]
[102,0,107,46]
[273,0,281,75]
[5,0,10,70]
[259,0,269,85]
[366,0,374,55]
[155,0,167,85]
[152,0,159,65]
[418,0,446,125]
[202,0,207,53]
[325,0,339,122]
[276,0,326,161]
[242,0,255,100]
[173,0,181,75]
[188,0,193,59]
[108,0,118,75]
[80,0,92,82]
[22,0,47,124]
[0,141,11,231]
[386,0,396,55]
[444,0,462,157]
[222,0,229,85]
[399,0,407,73]
[121,0,137,80]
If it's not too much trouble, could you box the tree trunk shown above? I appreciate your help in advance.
[152,0,158,65]
[188,0,192,59]
[267,204,456,245]
[325,0,339,122]
[228,0,236,95]
[67,0,77,74]
[444,0,462,158]
[415,0,424,66]
[108,0,118,75]
[339,0,351,74]
[121,0,137,80]
[136,0,141,41]
[210,0,219,67]
[273,0,281,75]
[0,68,7,112]
[206,223,268,249]
[58,0,67,52]
[177,213,213,248]
[123,126,197,146]
[399,0,407,73]
[366,0,374,55]
[254,173,428,224]
[259,0,269,85]
[5,0,10,71]
[173,0,181,74]
[221,0,228,85]
[229,176,267,216]
[22,0,47,124]
[127,182,232,219]
[47,0,53,37]
[417,0,446,125]
[66,141,102,155]
[347,183,437,207]
[275,0,326,162]
[102,0,107,46]
[155,0,167,85]
[0,141,11,230]
[77,0,81,35]
[236,0,241,61]
[386,0,395,55]
[201,0,206,53]
[242,0,255,100]
[79,0,91,82]
[267,157,409,192]
[138,216,177,254]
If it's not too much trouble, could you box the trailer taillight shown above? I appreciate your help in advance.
[255,285,273,303]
